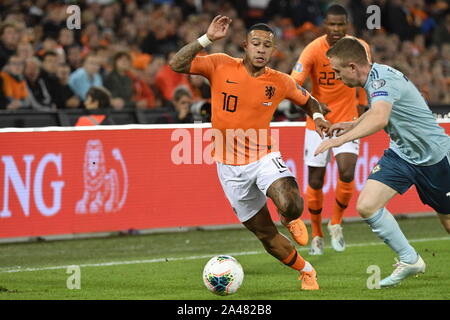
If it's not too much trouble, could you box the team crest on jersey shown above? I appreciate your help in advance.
[265,86,276,99]
[371,79,386,89]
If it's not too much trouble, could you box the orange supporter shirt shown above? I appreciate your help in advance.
[291,35,371,130]
[190,53,310,165]
[0,71,27,100]
[155,64,191,101]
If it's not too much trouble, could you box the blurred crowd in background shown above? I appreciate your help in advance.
[0,0,449,124]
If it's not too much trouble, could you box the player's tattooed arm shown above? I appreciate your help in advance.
[302,95,323,117]
[169,15,232,74]
[169,41,204,73]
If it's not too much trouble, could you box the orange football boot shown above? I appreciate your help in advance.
[299,268,319,290]
[281,216,309,246]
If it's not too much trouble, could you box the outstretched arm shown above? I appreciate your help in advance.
[314,100,392,156]
[169,15,232,73]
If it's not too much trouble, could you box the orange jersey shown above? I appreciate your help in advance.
[291,35,371,130]
[190,53,310,165]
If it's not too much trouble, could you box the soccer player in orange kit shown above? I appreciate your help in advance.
[169,15,329,290]
[291,4,371,255]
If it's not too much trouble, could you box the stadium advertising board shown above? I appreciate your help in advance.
[0,122,449,239]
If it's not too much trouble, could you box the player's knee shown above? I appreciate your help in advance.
[308,178,324,190]
[356,196,378,219]
[279,197,303,220]
[338,170,354,183]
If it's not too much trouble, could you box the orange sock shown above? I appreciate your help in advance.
[307,185,324,238]
[310,213,323,238]
[331,179,355,225]
[281,249,306,271]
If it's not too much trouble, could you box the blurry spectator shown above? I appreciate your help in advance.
[266,0,323,27]
[188,74,211,102]
[408,0,438,41]
[36,36,65,59]
[55,64,80,109]
[140,16,179,56]
[40,51,62,104]
[24,57,55,110]
[433,13,450,46]
[104,51,134,110]
[76,86,115,126]
[0,55,28,110]
[95,45,112,78]
[171,86,194,123]
[155,51,191,103]
[141,56,166,108]
[384,0,418,41]
[130,44,152,71]
[0,23,19,70]
[80,22,109,57]
[128,69,157,109]
[66,45,83,72]
[16,41,34,61]
[42,3,66,40]
[68,53,103,101]
[176,0,199,19]
[98,4,118,34]
[57,29,75,51]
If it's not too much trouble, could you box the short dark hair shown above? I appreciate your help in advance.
[42,51,58,61]
[112,51,131,70]
[247,23,275,35]
[326,4,348,19]
[326,37,369,66]
[173,86,191,102]
[86,86,111,109]
[0,22,16,37]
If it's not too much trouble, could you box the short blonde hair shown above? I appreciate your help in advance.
[326,36,369,66]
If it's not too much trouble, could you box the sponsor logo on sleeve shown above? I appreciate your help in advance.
[371,91,389,98]
[293,62,303,73]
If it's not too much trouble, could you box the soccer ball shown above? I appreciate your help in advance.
[202,255,244,296]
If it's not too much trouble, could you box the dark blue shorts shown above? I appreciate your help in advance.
[368,149,450,214]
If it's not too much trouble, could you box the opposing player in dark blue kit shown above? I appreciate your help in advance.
[315,37,450,287]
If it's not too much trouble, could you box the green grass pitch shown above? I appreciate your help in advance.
[0,216,449,300]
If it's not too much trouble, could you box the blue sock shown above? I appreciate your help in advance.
[364,208,418,264]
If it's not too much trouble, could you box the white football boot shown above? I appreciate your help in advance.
[309,236,324,255]
[327,222,345,252]
[380,255,426,287]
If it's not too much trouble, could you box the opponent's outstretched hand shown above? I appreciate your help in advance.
[206,15,232,42]
[314,136,345,156]
[328,121,355,137]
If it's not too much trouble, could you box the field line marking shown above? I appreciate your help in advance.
[0,236,448,273]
